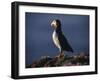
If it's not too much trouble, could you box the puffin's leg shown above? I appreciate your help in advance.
[56,50,65,66]
[59,50,65,59]
[61,50,64,55]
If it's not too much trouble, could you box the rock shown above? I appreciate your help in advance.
[35,56,52,67]
[29,52,89,68]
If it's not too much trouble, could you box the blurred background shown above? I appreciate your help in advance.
[25,12,89,66]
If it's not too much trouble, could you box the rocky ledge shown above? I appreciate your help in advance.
[26,52,89,68]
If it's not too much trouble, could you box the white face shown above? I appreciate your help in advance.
[51,20,57,28]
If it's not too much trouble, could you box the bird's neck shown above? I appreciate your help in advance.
[55,27,62,34]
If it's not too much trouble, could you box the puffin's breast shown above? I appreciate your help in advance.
[52,30,61,49]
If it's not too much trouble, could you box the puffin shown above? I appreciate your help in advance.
[51,19,73,58]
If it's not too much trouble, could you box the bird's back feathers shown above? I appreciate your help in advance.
[59,33,73,52]
[56,30,73,52]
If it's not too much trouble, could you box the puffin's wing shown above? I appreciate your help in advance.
[58,34,73,52]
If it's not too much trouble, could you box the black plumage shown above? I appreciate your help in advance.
[56,28,73,53]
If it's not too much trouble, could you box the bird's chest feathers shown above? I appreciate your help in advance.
[52,30,61,49]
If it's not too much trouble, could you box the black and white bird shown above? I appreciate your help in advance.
[51,19,73,57]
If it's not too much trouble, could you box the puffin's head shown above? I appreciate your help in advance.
[51,19,61,29]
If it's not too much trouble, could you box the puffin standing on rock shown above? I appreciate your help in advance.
[51,19,73,59]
